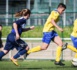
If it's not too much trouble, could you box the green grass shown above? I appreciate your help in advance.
[0,60,77,70]
[2,26,73,38]
[2,26,43,38]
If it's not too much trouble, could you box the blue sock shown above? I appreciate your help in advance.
[13,49,27,59]
[0,51,5,60]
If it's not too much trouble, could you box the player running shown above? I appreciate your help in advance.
[0,9,34,66]
[27,3,66,66]
[63,19,77,59]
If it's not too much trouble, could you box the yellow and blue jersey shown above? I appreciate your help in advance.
[43,10,60,32]
[42,10,60,44]
[71,19,77,48]
[71,19,77,37]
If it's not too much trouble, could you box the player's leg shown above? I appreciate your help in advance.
[0,32,16,60]
[0,49,9,60]
[13,46,28,59]
[27,32,51,54]
[67,44,77,52]
[68,36,77,52]
[27,46,41,54]
[27,43,49,54]
[0,41,11,60]
[74,53,77,58]
[72,53,77,62]
[53,36,65,66]
[11,46,29,66]
[63,36,77,52]
[10,39,28,66]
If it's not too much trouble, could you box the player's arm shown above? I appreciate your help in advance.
[51,19,63,32]
[22,26,35,32]
[13,23,20,40]
[50,11,63,32]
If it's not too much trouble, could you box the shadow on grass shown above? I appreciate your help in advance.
[16,66,76,70]
[1,66,76,70]
[17,66,77,70]
[17,67,42,70]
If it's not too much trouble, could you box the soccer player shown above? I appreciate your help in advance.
[27,3,66,66]
[0,25,3,51]
[0,9,35,66]
[64,19,77,59]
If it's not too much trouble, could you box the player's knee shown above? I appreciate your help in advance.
[41,46,47,50]
[58,43,63,47]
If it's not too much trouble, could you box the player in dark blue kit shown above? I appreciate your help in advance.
[0,9,35,66]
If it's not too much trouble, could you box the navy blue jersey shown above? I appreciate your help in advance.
[11,17,26,35]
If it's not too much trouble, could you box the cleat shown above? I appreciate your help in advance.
[10,57,19,66]
[62,43,68,51]
[54,61,65,66]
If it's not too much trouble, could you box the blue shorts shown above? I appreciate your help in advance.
[71,36,77,48]
[42,31,58,44]
[4,33,28,51]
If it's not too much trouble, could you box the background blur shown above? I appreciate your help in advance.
[0,0,77,60]
[0,0,77,26]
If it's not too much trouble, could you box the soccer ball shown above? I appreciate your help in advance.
[72,58,77,67]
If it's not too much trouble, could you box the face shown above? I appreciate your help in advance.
[58,7,65,15]
[26,14,30,19]
[24,14,30,19]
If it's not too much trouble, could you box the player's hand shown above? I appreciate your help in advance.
[58,28,63,32]
[30,26,35,30]
[16,33,20,40]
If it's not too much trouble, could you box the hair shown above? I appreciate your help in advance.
[57,3,66,9]
[14,9,31,17]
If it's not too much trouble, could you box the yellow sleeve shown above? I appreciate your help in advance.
[73,19,77,32]
[71,19,77,37]
[50,11,59,20]
[74,19,77,27]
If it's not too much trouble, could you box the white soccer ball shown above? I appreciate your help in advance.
[72,58,77,66]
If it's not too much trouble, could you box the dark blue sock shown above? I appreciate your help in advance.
[13,49,27,59]
[0,51,5,60]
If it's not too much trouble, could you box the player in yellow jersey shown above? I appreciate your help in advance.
[63,19,77,59]
[27,3,66,66]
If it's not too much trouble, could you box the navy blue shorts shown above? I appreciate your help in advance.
[71,36,77,48]
[4,33,28,51]
[42,31,58,44]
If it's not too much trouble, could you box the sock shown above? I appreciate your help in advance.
[27,46,41,54]
[13,49,27,59]
[74,53,77,58]
[56,47,62,62]
[67,45,77,52]
[0,51,5,60]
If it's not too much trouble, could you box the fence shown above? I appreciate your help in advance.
[0,0,77,26]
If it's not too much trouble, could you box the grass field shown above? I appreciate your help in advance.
[2,26,72,38]
[0,60,77,70]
